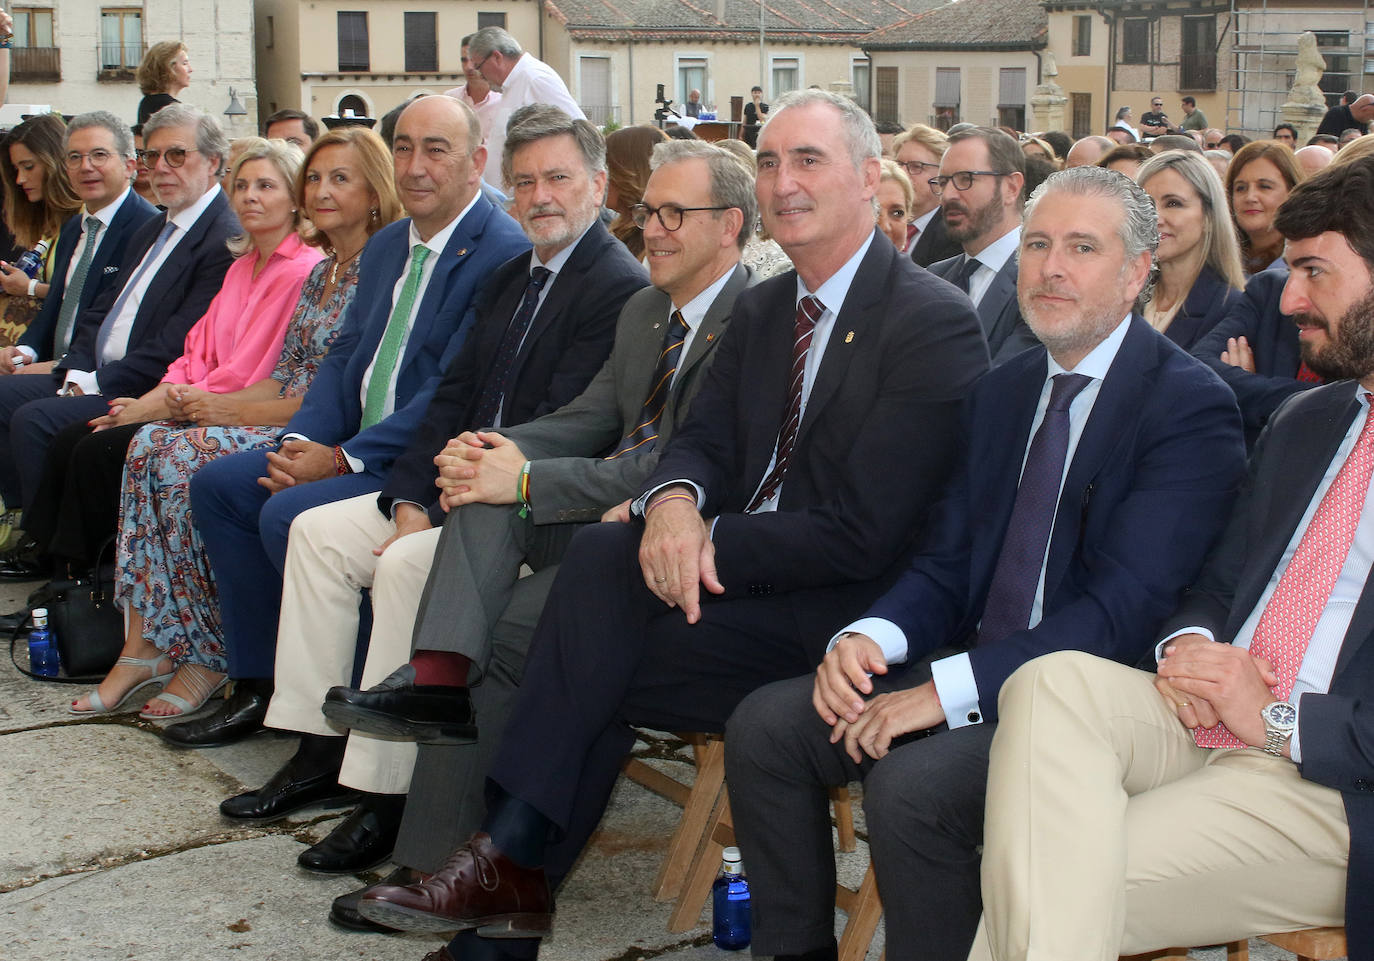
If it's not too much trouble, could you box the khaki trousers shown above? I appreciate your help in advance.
[969,651,1348,961]
[262,492,439,794]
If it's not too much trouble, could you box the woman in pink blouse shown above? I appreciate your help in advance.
[23,138,320,609]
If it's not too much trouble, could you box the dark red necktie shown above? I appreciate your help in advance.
[746,295,824,512]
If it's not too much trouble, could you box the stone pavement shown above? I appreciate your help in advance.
[0,578,1320,961]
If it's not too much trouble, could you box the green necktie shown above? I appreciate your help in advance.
[361,243,431,429]
[54,216,103,355]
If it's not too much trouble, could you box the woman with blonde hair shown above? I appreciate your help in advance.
[604,124,668,260]
[1225,140,1304,275]
[136,40,192,125]
[892,123,958,264]
[1136,150,1245,349]
[876,159,915,251]
[0,114,81,302]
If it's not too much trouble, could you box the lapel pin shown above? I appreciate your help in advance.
[844,330,855,344]
[706,333,714,341]
[653,322,661,329]
[456,248,467,256]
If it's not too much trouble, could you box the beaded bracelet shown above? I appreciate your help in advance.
[0,39,13,50]
[333,445,353,475]
[645,490,698,516]
[516,461,532,518]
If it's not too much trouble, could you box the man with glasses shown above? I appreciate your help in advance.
[723,165,1245,961]
[893,124,962,267]
[302,138,748,934]
[1203,128,1226,150]
[927,127,1039,364]
[0,105,235,575]
[464,26,583,192]
[353,88,988,958]
[1141,97,1172,138]
[166,96,531,748]
[443,35,502,146]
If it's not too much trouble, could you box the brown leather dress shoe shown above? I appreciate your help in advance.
[421,948,456,961]
[356,832,551,937]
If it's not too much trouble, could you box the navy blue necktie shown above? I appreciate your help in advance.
[472,266,551,428]
[954,254,980,293]
[977,372,1092,644]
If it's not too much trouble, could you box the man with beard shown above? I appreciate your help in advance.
[927,127,1039,364]
[970,155,1374,961]
[722,165,1246,961]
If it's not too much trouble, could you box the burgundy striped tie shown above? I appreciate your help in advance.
[746,295,824,512]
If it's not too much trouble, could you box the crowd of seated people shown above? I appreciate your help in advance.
[1,83,1372,961]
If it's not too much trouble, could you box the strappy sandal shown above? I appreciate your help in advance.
[139,664,228,720]
[68,653,174,715]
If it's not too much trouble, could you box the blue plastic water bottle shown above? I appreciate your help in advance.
[712,845,750,950]
[14,240,50,279]
[28,607,59,677]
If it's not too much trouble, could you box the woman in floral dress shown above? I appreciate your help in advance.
[71,127,401,717]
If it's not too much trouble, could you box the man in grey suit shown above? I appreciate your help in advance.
[927,127,1039,365]
[315,139,756,931]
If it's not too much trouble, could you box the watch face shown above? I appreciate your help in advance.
[1265,701,1297,728]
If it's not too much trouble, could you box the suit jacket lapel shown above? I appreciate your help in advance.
[979,260,1017,344]
[509,222,609,381]
[744,278,801,492]
[797,237,890,441]
[679,263,747,380]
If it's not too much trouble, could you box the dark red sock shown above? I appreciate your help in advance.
[410,649,470,687]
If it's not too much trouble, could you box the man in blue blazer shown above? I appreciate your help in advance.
[169,95,530,747]
[723,167,1247,961]
[355,89,990,947]
[972,151,1374,961]
[0,105,234,555]
[926,127,1039,365]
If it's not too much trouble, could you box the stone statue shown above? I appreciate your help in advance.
[1288,31,1326,108]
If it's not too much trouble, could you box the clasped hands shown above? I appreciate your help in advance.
[1154,633,1278,746]
[259,438,337,494]
[812,632,946,763]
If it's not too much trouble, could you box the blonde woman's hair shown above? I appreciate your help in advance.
[225,137,306,256]
[1137,149,1245,291]
[137,41,186,95]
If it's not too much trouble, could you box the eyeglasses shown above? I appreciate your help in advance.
[138,146,201,169]
[1205,141,1222,148]
[471,52,493,73]
[631,203,733,231]
[928,171,1005,193]
[896,159,940,178]
[64,149,118,170]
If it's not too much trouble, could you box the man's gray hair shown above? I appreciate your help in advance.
[468,26,522,61]
[1023,165,1160,303]
[649,139,758,249]
[64,110,135,161]
[143,102,230,176]
[501,104,606,187]
[768,89,881,169]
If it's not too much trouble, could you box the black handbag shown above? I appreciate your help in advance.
[17,536,123,680]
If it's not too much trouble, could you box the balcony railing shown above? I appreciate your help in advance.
[583,104,621,128]
[11,46,60,82]
[1180,52,1217,90]
[96,42,145,80]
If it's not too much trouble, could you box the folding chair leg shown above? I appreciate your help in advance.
[653,738,726,902]
[667,794,734,932]
[837,862,883,961]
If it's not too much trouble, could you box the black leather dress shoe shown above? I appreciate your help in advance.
[0,554,47,581]
[221,757,358,822]
[298,793,405,873]
[329,866,424,933]
[161,683,270,748]
[322,664,477,745]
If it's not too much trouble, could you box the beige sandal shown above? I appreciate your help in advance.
[139,664,228,719]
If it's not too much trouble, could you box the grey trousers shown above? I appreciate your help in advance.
[391,500,580,871]
[724,669,995,961]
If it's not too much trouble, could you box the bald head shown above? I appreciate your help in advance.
[1295,144,1333,177]
[392,95,486,238]
[1352,94,1374,123]
[1065,136,1113,167]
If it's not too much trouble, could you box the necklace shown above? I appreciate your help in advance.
[329,246,363,286]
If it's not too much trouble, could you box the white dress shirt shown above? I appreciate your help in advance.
[1159,390,1371,761]
[482,53,585,190]
[834,314,1133,728]
[963,225,1020,308]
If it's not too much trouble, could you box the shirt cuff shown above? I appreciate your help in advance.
[632,479,705,518]
[15,345,36,364]
[930,652,983,727]
[63,370,99,396]
[1290,692,1306,764]
[390,498,424,520]
[340,446,363,474]
[1155,626,1216,663]
[826,616,909,665]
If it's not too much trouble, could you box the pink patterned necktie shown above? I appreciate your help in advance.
[1195,395,1374,748]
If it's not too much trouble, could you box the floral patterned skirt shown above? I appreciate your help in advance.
[115,422,281,671]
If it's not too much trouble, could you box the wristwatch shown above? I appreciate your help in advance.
[1260,700,1297,756]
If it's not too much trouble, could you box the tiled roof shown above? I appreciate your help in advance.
[545,0,949,43]
[862,0,1046,48]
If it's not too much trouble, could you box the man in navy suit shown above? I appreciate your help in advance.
[355,88,990,949]
[723,166,1247,961]
[167,95,530,748]
[0,104,232,535]
[927,127,1039,365]
[972,156,1374,961]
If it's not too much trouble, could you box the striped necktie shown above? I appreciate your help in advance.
[607,309,690,459]
[746,295,824,512]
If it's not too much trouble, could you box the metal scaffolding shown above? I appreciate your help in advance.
[1225,0,1371,137]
